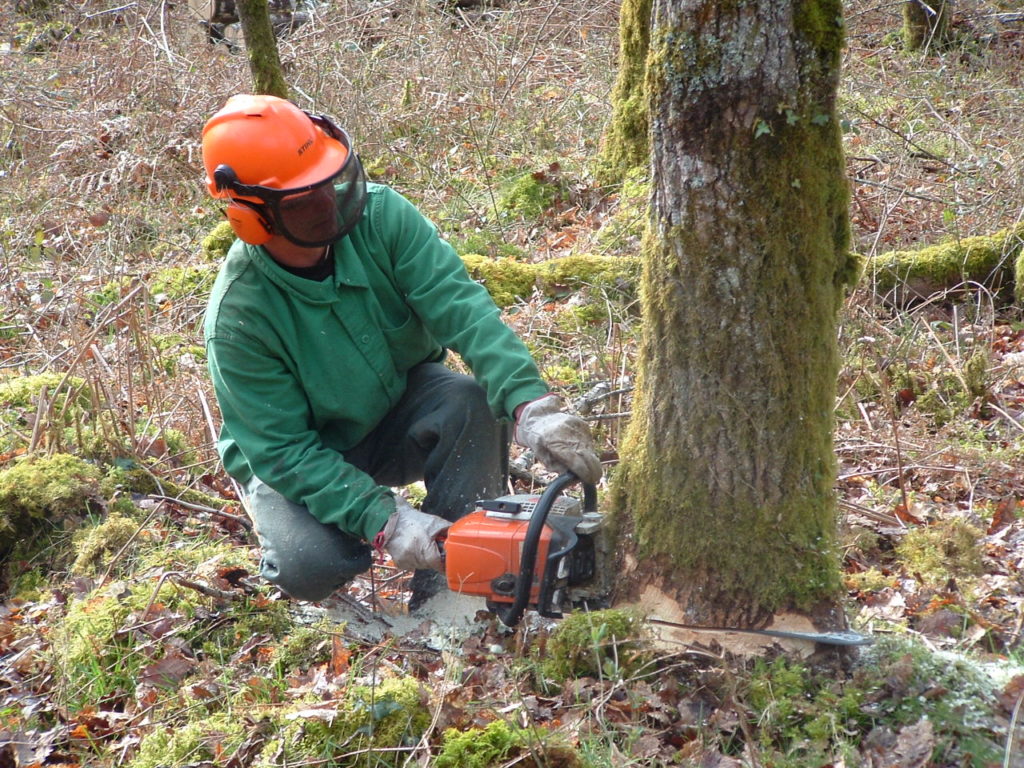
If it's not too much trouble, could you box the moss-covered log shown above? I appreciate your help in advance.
[460,252,641,307]
[201,221,1020,312]
[867,223,1024,306]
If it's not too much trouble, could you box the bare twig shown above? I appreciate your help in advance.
[172,574,242,602]
[143,494,252,529]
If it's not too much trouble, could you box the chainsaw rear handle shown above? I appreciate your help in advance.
[494,472,598,627]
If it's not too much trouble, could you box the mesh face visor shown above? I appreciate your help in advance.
[229,120,367,248]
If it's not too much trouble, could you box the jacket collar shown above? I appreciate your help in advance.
[240,240,369,301]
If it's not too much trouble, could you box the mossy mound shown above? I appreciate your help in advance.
[536,608,649,684]
[129,676,429,768]
[894,518,985,587]
[0,372,89,410]
[536,253,640,297]
[436,719,581,768]
[497,170,563,221]
[0,453,102,536]
[151,264,218,302]
[70,512,140,576]
[461,254,537,307]
[257,678,430,768]
[53,539,285,712]
[200,220,237,261]
[127,713,247,768]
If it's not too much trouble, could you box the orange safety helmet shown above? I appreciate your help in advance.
[202,95,365,247]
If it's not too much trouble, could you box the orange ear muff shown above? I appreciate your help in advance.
[224,200,273,245]
[212,164,274,245]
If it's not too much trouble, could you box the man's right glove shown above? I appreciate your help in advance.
[374,497,450,572]
[514,394,602,484]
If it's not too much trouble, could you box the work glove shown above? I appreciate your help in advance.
[374,497,450,572]
[513,394,602,484]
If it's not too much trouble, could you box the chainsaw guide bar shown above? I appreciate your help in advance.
[646,618,872,646]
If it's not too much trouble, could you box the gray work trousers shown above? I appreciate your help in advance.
[241,363,506,604]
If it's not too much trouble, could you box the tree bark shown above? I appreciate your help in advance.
[611,0,854,634]
[903,0,951,53]
[236,0,290,99]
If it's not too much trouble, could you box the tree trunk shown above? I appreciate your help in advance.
[598,0,652,185]
[903,0,951,52]
[235,0,289,98]
[611,0,854,637]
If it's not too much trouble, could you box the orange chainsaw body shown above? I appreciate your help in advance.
[443,507,554,605]
[442,480,605,623]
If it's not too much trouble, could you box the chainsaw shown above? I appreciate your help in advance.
[440,473,871,646]
[443,473,609,627]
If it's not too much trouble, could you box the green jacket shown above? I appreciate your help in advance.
[204,183,548,541]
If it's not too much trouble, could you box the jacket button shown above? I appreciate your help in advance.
[361,335,370,344]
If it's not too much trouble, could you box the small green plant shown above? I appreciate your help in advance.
[743,656,867,763]
[88,276,134,308]
[853,637,1006,764]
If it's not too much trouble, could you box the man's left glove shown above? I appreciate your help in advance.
[514,394,602,484]
[375,497,450,572]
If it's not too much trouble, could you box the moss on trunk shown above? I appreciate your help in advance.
[236,0,289,98]
[611,0,850,626]
[597,0,652,185]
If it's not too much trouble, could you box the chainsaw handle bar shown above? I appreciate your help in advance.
[495,472,597,627]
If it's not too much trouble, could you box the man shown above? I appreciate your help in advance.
[201,94,601,609]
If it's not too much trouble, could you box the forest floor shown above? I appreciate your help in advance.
[1,1,1024,766]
